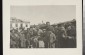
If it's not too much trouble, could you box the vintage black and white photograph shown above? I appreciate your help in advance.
[10,5,76,48]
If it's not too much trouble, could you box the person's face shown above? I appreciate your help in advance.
[55,26,58,29]
[12,29,15,33]
[35,26,39,30]
[19,29,22,32]
[61,26,65,30]
[68,26,71,30]
[46,22,50,26]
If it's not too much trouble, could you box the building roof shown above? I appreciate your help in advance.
[10,17,30,23]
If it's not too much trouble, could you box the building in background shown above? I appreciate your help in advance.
[10,17,30,30]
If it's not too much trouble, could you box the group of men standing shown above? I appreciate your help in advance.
[10,21,76,48]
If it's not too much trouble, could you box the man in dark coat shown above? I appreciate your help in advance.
[46,22,55,33]
[55,24,67,48]
[66,24,76,48]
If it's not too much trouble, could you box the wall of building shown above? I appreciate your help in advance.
[10,22,30,30]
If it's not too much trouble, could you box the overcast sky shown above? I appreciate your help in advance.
[10,5,76,25]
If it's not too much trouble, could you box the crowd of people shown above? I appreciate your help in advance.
[10,21,76,48]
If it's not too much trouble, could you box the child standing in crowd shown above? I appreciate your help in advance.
[38,38,44,48]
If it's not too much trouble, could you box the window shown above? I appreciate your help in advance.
[16,23,18,27]
[26,24,28,27]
